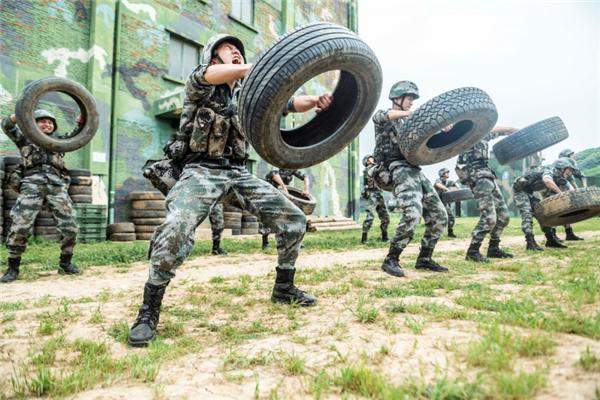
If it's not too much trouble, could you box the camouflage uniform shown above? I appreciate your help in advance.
[209,202,224,241]
[434,176,458,231]
[1,117,78,259]
[456,131,510,254]
[361,168,389,236]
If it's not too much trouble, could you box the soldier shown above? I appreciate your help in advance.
[0,111,80,283]
[127,34,333,346]
[456,125,518,262]
[261,168,310,249]
[373,81,449,278]
[556,149,586,241]
[361,154,389,243]
[513,157,575,250]
[434,168,459,238]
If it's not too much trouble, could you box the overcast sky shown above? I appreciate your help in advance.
[357,0,600,181]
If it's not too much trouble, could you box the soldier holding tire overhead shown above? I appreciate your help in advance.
[128,33,334,347]
[373,81,449,278]
[0,111,81,283]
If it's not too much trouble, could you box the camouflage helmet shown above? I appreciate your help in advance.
[438,168,450,178]
[558,148,575,158]
[389,81,419,100]
[34,109,57,132]
[202,34,245,65]
[362,154,374,167]
[553,157,573,171]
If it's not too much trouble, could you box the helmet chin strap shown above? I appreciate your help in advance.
[393,96,409,111]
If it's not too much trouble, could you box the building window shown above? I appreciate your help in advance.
[168,34,202,81]
[231,0,254,25]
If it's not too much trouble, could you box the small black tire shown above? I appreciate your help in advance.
[108,222,135,234]
[68,186,92,196]
[398,87,498,165]
[15,77,99,152]
[283,187,316,215]
[534,187,600,227]
[239,22,382,169]
[132,218,164,226]
[70,176,92,186]
[69,169,92,177]
[71,195,93,203]
[440,188,474,203]
[130,209,166,218]
[492,117,569,165]
[109,233,137,242]
[130,191,165,201]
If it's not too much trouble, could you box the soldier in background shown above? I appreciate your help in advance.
[360,155,389,243]
[0,111,80,282]
[455,125,518,262]
[434,168,459,238]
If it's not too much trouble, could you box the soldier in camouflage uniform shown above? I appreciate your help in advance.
[260,168,310,249]
[455,125,518,262]
[128,34,333,346]
[0,111,80,283]
[556,149,586,241]
[361,154,389,243]
[434,168,459,238]
[513,157,575,250]
[373,81,448,278]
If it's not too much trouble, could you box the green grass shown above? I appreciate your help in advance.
[578,347,600,372]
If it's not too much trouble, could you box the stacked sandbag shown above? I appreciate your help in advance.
[75,204,107,243]
[223,205,242,235]
[241,210,259,235]
[108,222,136,242]
[69,169,93,204]
[130,191,166,240]
[2,156,23,240]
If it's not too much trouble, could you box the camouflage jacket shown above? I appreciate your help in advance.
[372,110,408,170]
[513,167,568,193]
[362,167,380,192]
[265,169,305,187]
[456,131,505,182]
[434,177,458,196]
[1,117,72,179]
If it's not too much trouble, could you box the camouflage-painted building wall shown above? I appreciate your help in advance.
[0,0,359,222]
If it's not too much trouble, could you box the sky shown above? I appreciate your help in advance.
[357,0,600,181]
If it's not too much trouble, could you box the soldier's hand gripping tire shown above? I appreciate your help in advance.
[238,22,382,169]
[15,77,99,152]
[534,187,600,227]
[282,187,317,215]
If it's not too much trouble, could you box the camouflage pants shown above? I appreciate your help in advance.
[209,202,224,241]
[389,165,447,253]
[470,177,509,244]
[7,176,78,258]
[362,190,390,234]
[148,165,306,285]
[514,190,551,235]
[443,202,455,229]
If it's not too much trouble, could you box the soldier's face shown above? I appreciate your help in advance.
[36,118,55,134]
[400,95,414,110]
[443,172,449,179]
[215,42,244,65]
[367,157,374,165]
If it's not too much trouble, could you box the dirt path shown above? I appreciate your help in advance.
[2,231,599,304]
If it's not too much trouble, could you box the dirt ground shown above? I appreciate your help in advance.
[1,230,599,399]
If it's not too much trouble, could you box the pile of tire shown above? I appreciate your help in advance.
[241,210,259,235]
[223,205,243,235]
[34,206,60,242]
[2,156,22,241]
[108,222,136,242]
[69,169,93,204]
[130,191,166,241]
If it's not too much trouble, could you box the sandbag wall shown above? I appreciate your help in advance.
[130,191,166,240]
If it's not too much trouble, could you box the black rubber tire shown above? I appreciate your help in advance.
[440,188,474,203]
[130,191,165,201]
[71,195,92,203]
[68,186,92,196]
[398,88,498,165]
[242,215,258,223]
[109,232,137,242]
[241,228,259,235]
[242,222,260,229]
[34,226,59,235]
[70,176,92,186]
[534,187,600,227]
[15,78,99,152]
[132,218,164,226]
[108,222,135,234]
[35,217,56,227]
[131,200,166,210]
[69,169,92,177]
[3,156,21,166]
[135,232,154,241]
[239,22,382,169]
[134,225,158,233]
[283,187,316,215]
[492,117,569,165]
[130,209,166,218]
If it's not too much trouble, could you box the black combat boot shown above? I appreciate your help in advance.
[211,239,227,255]
[128,282,168,347]
[361,231,368,244]
[381,229,388,242]
[58,253,81,275]
[565,227,584,241]
[525,233,544,251]
[415,247,448,272]
[271,268,316,306]
[545,230,567,248]
[487,239,513,258]
[381,248,405,277]
[0,257,21,283]
[465,241,488,263]
[262,234,269,250]
[447,227,457,238]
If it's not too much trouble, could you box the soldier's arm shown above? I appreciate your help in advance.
[289,93,333,114]
[387,109,412,121]
[486,125,518,140]
[63,115,85,139]
[271,173,289,194]
[203,63,252,85]
[542,174,562,194]
[434,181,449,192]
[1,114,26,145]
